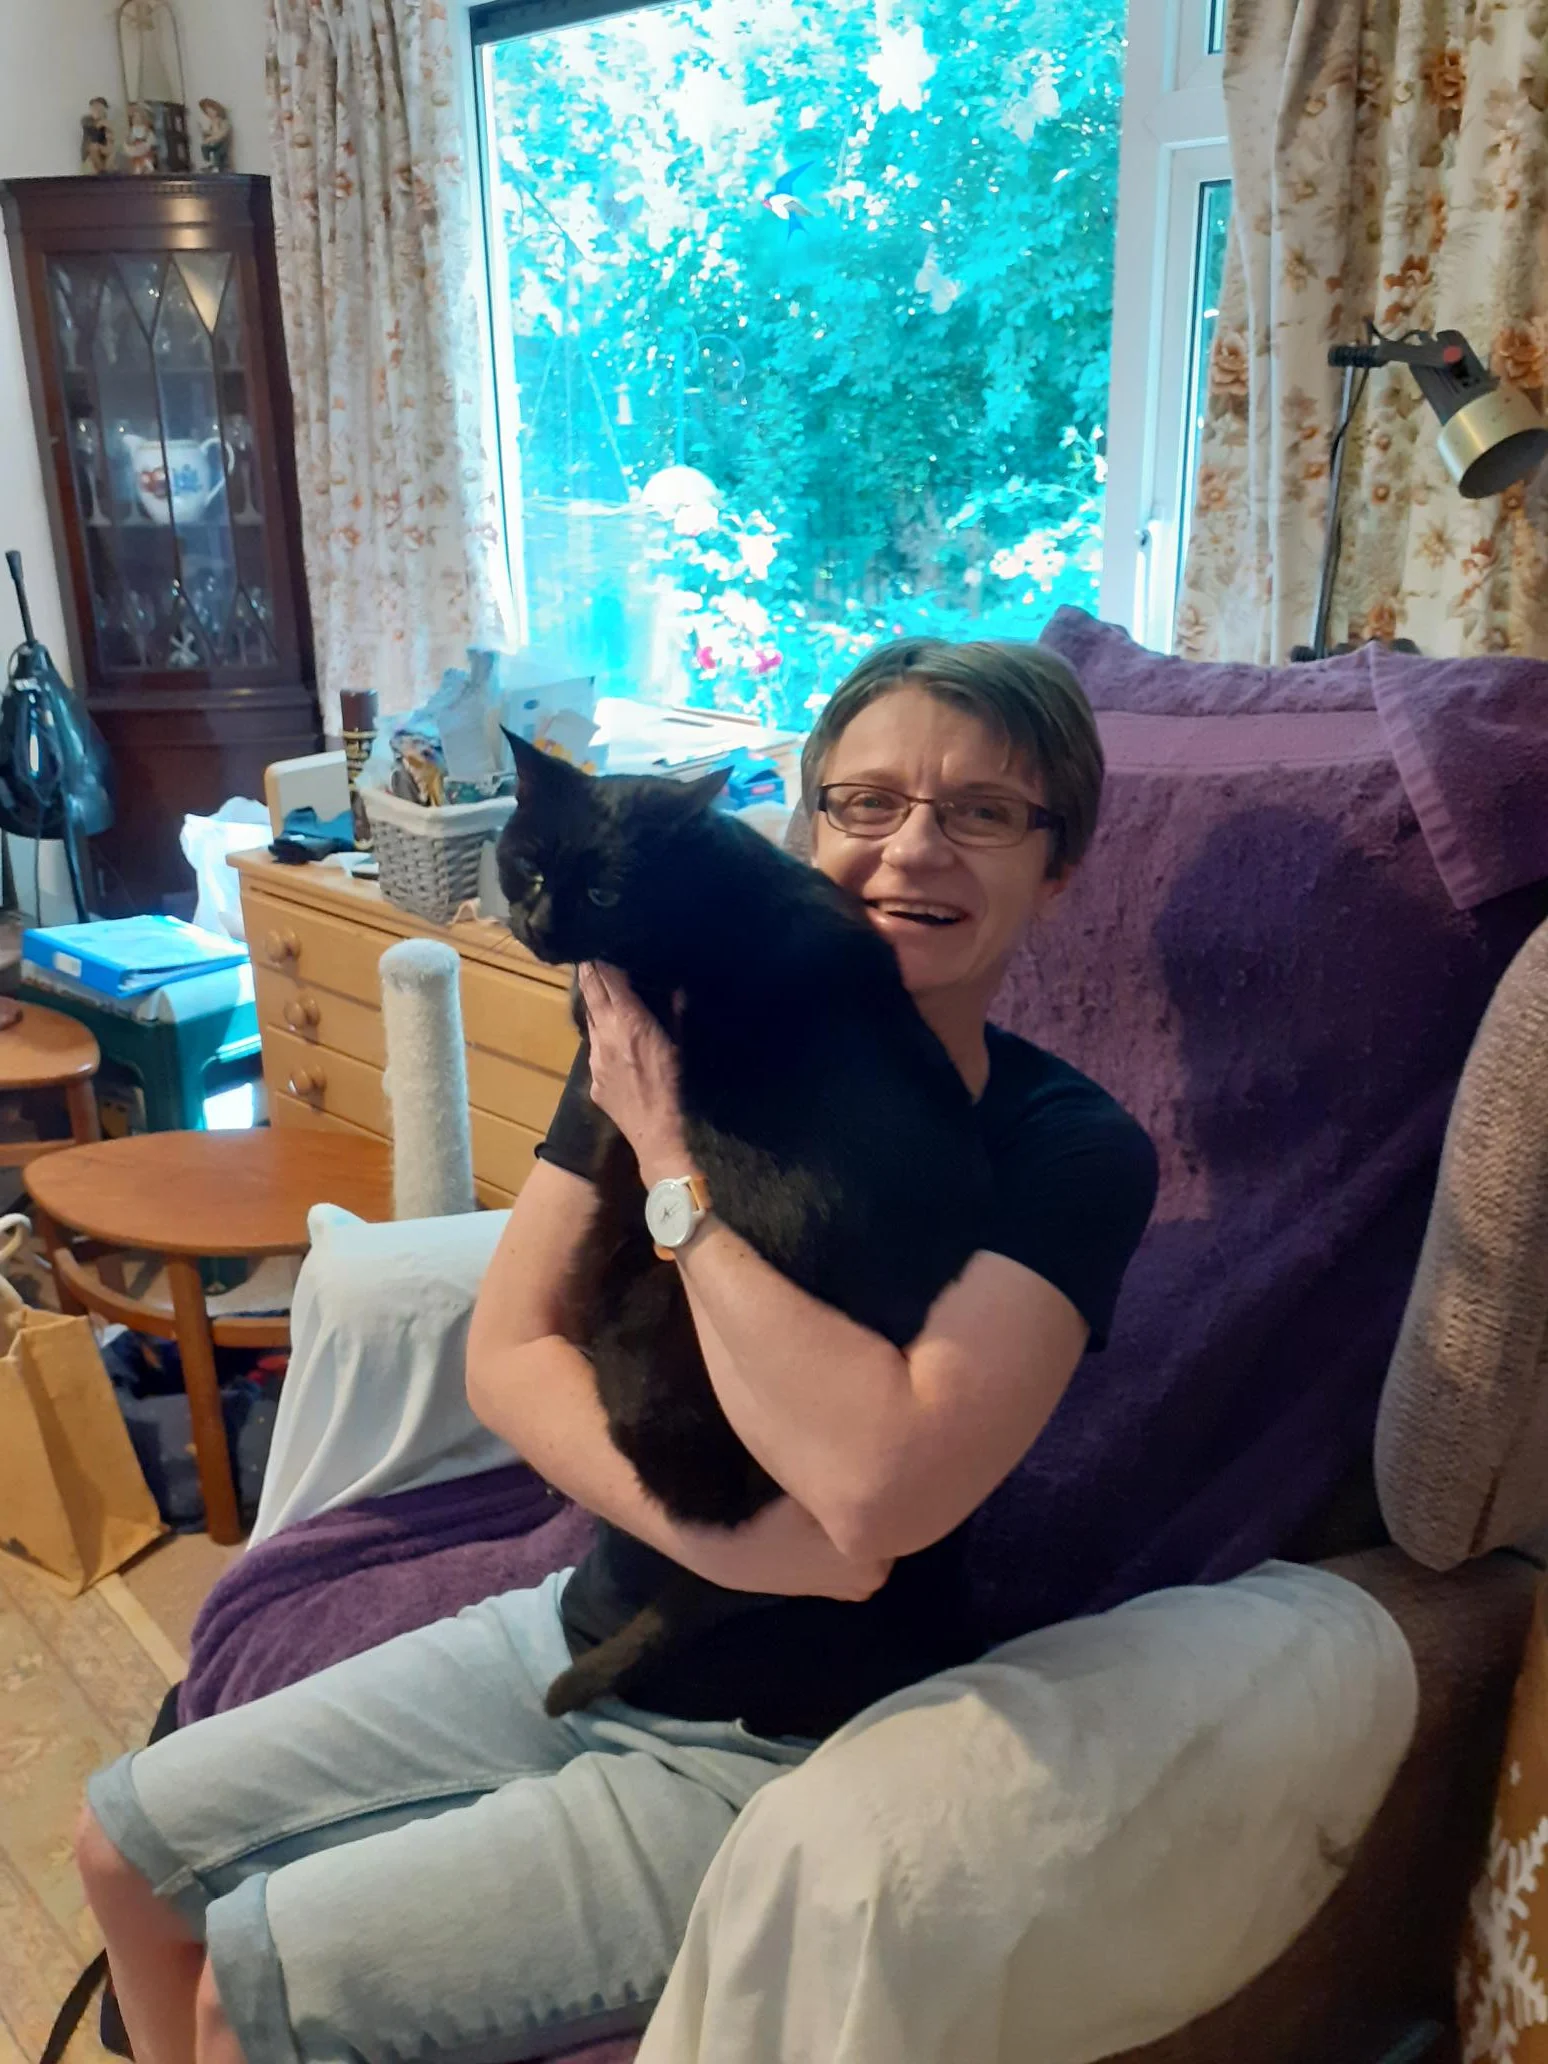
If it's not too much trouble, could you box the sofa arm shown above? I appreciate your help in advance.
[1109,1549,1535,2063]
[249,1205,518,1546]
[1377,914,1548,1566]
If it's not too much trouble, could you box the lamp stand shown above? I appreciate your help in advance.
[1293,361,1359,663]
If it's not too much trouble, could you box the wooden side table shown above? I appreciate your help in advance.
[25,1129,393,1543]
[0,1001,102,1166]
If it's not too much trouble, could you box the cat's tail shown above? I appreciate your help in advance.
[544,1562,758,1718]
[543,1598,673,1718]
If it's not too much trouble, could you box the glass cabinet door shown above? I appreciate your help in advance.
[48,251,280,676]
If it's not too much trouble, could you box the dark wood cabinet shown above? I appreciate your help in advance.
[1,175,319,912]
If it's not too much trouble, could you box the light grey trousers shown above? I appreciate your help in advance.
[88,1569,812,2064]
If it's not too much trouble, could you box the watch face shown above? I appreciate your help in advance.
[646,1181,694,1247]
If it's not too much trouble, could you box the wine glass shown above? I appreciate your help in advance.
[227,414,259,522]
[74,417,108,526]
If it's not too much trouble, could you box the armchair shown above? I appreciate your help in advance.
[178,612,1548,2058]
[180,913,1548,2063]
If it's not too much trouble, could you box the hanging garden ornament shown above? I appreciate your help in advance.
[117,0,191,174]
[640,465,722,537]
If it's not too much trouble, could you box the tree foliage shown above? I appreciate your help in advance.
[488,0,1123,729]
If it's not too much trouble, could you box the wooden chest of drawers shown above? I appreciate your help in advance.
[233,851,579,1207]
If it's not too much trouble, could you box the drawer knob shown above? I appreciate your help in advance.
[265,929,301,965]
[283,995,320,1031]
[287,1066,326,1098]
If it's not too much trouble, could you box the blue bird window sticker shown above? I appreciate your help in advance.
[761,159,820,238]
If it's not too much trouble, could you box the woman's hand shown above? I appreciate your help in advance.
[676,1495,894,1601]
[578,962,695,1187]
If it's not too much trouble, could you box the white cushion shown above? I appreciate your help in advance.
[249,1205,515,1544]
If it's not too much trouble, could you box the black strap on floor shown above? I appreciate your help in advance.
[38,1949,107,2064]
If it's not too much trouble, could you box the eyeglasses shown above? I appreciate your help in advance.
[817,783,1061,850]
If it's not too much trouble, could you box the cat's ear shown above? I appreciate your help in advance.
[673,765,732,814]
[503,728,587,801]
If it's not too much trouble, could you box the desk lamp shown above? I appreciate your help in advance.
[1292,326,1548,661]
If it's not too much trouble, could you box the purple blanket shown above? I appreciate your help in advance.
[181,1465,595,1722]
[960,610,1548,1639]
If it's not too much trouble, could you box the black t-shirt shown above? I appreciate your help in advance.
[537,1025,1158,1739]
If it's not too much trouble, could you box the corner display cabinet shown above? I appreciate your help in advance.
[1,176,319,911]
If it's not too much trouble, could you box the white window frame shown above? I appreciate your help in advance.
[1100,0,1228,651]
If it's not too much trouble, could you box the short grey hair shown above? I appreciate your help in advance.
[800,636,1104,874]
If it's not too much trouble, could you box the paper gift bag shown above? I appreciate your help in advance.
[1457,1575,1548,2060]
[0,1214,164,1592]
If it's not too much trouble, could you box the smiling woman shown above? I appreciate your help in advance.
[502,632,1153,1734]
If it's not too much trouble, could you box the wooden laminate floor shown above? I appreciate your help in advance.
[0,1533,241,2061]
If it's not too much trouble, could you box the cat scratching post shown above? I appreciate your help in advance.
[378,939,476,1220]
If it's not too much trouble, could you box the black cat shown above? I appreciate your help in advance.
[497,732,993,1714]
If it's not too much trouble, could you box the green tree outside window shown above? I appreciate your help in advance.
[486,0,1125,732]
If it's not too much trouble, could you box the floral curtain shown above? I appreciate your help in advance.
[266,0,509,725]
[1177,0,1548,664]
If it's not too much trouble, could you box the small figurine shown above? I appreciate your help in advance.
[124,101,158,175]
[197,97,232,173]
[80,97,116,174]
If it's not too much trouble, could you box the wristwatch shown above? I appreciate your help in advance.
[645,1173,712,1260]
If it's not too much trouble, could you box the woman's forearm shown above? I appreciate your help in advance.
[469,1333,660,1530]
[675,1220,914,1552]
[467,1334,887,1599]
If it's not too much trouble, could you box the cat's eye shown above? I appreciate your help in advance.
[587,887,620,909]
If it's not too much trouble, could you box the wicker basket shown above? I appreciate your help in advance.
[360,786,516,925]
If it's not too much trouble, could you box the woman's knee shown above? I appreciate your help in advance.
[76,1798,199,1952]
[75,1802,144,1905]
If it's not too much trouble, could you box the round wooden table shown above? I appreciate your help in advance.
[26,1129,394,1543]
[0,1001,102,1166]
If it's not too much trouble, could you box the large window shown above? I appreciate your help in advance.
[472,0,1224,722]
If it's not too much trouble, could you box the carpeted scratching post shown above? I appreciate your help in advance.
[378,938,476,1220]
